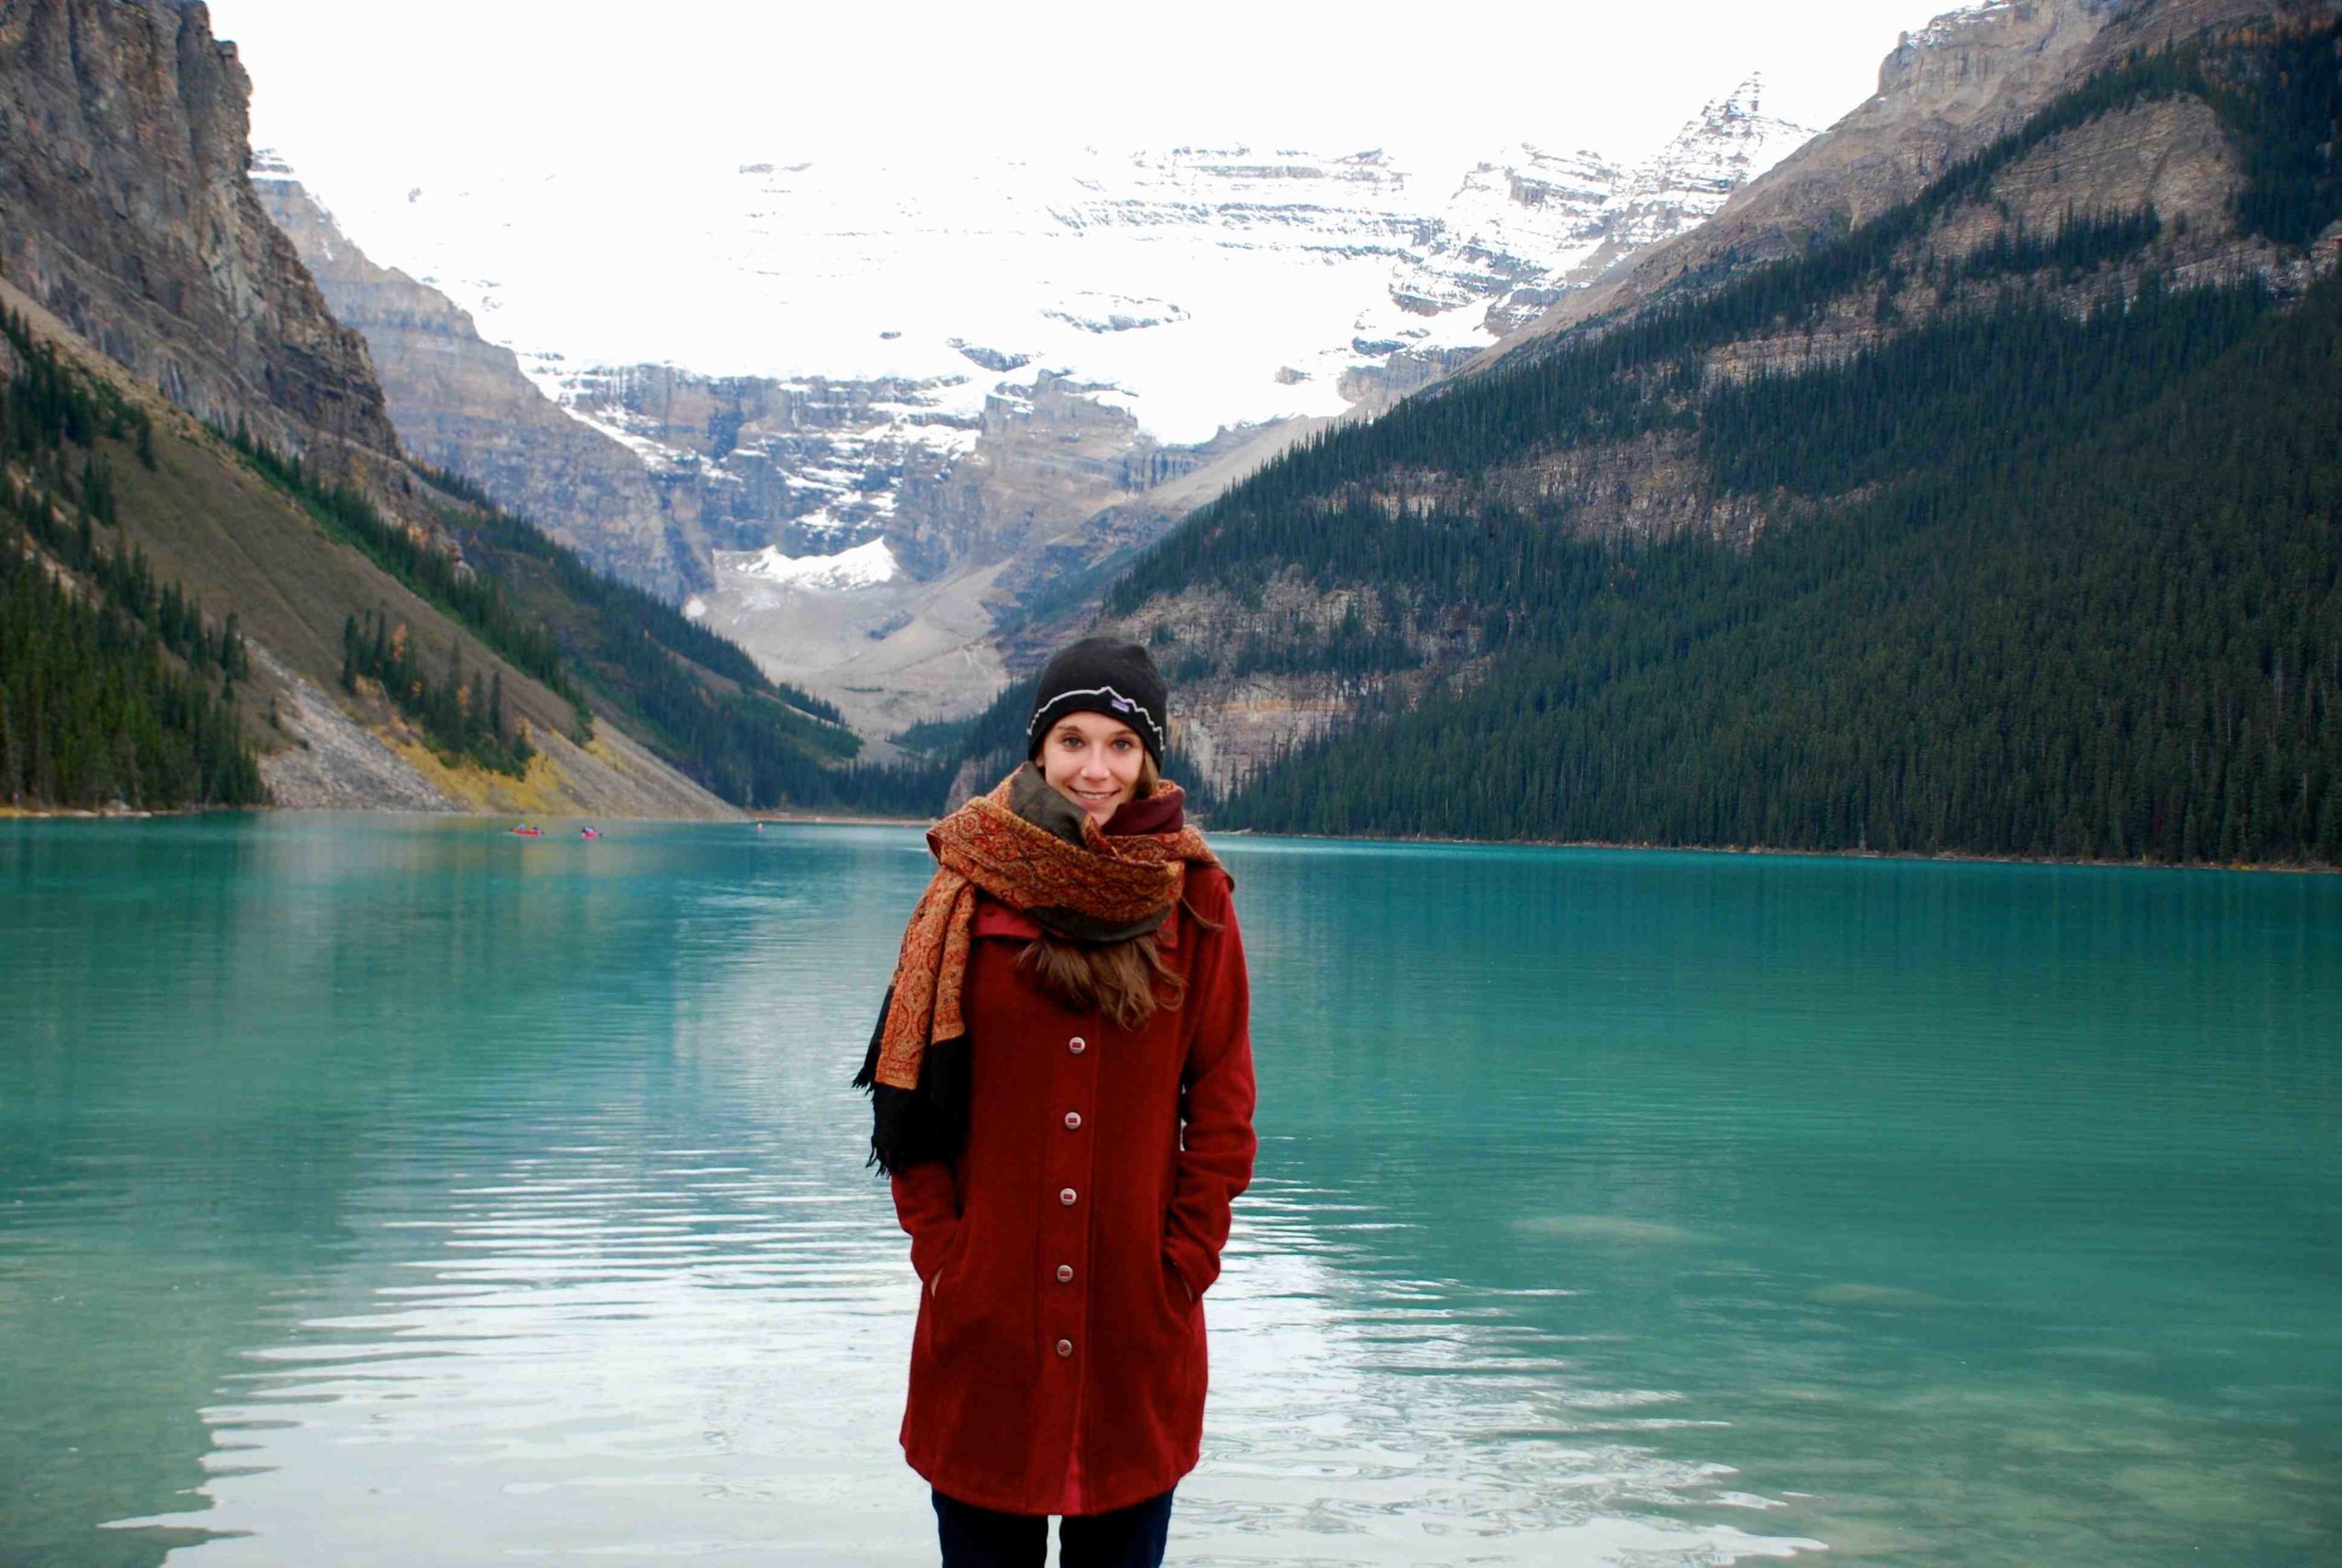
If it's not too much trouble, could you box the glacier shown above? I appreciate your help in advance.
[292,79,1814,453]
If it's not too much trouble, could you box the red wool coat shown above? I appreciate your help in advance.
[888,865,1255,1516]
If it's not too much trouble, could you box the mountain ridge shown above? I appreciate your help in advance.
[1479,0,2286,362]
[252,78,1817,739]
[1028,0,2342,867]
[252,166,703,601]
[0,0,915,817]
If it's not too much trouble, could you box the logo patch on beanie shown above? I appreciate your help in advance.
[1028,683,1165,750]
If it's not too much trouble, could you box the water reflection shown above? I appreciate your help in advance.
[1178,1187,1820,1565]
[123,1158,1810,1565]
[4,819,2337,1565]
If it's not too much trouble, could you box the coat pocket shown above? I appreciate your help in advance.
[926,1220,972,1300]
[1160,1253,1198,1318]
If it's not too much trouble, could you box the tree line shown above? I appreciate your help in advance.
[230,425,595,738]
[1216,272,2342,865]
[1095,20,2342,865]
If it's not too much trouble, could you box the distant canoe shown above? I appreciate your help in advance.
[580,828,600,840]
[510,825,543,838]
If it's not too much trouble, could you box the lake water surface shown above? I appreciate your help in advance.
[3,816,2337,1565]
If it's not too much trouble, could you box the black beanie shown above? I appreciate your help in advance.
[1026,636,1168,764]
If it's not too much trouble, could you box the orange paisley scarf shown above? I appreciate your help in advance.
[854,765,1219,1171]
[871,766,1219,1091]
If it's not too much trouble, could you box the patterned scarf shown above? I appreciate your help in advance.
[853,764,1220,1170]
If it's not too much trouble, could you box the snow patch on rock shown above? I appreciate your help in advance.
[719,536,899,591]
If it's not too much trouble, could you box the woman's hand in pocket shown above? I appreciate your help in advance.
[919,1219,970,1298]
[1162,1253,1196,1314]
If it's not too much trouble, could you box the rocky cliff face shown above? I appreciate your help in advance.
[252,168,700,597]
[1420,0,2333,539]
[1412,85,2277,546]
[0,2,747,817]
[0,0,396,458]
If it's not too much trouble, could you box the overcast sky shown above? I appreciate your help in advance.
[208,0,1965,188]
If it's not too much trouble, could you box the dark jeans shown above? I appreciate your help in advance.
[932,1486,1175,1568]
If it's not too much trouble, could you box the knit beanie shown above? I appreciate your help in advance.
[1025,636,1168,765]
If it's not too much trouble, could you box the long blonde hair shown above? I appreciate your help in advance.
[1017,755,1218,1028]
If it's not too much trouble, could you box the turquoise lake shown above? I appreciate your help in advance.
[2,816,2337,1565]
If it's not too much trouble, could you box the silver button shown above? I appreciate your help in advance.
[1056,1264,1073,1283]
[1069,1036,1087,1055]
[1064,1112,1082,1131]
[1056,1338,1073,1358]
[1058,1187,1077,1206]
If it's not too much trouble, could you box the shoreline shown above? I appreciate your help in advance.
[0,800,931,828]
[1211,825,2338,876]
[5,802,2332,875]
[0,804,163,820]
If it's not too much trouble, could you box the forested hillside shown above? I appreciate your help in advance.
[0,0,945,818]
[1100,18,2342,865]
[227,434,940,813]
[2,308,262,808]
[1,289,942,816]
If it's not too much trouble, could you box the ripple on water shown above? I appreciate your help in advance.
[107,1157,1817,1566]
[7,820,2335,1566]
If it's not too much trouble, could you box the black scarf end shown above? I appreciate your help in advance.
[852,985,971,1176]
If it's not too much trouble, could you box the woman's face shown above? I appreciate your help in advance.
[1039,713,1145,824]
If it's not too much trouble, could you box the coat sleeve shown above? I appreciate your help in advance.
[891,1162,962,1286]
[1164,872,1256,1300]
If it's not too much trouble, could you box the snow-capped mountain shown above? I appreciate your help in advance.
[1390,82,1816,333]
[272,78,1811,735]
[306,73,1807,468]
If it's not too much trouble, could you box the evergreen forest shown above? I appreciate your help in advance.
[339,609,532,778]
[2,287,939,814]
[1104,21,2342,865]
[0,312,263,809]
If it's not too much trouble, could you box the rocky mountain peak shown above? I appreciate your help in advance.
[1405,85,1816,338]
[1599,73,1818,252]
[1483,0,2212,355]
[1875,0,2118,109]
[0,0,398,459]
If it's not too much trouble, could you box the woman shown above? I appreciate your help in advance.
[855,635,1255,1568]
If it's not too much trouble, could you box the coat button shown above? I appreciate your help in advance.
[1063,1112,1081,1131]
[1069,1036,1086,1055]
[1059,1187,1077,1206]
[1056,1338,1074,1358]
[1056,1263,1073,1283]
